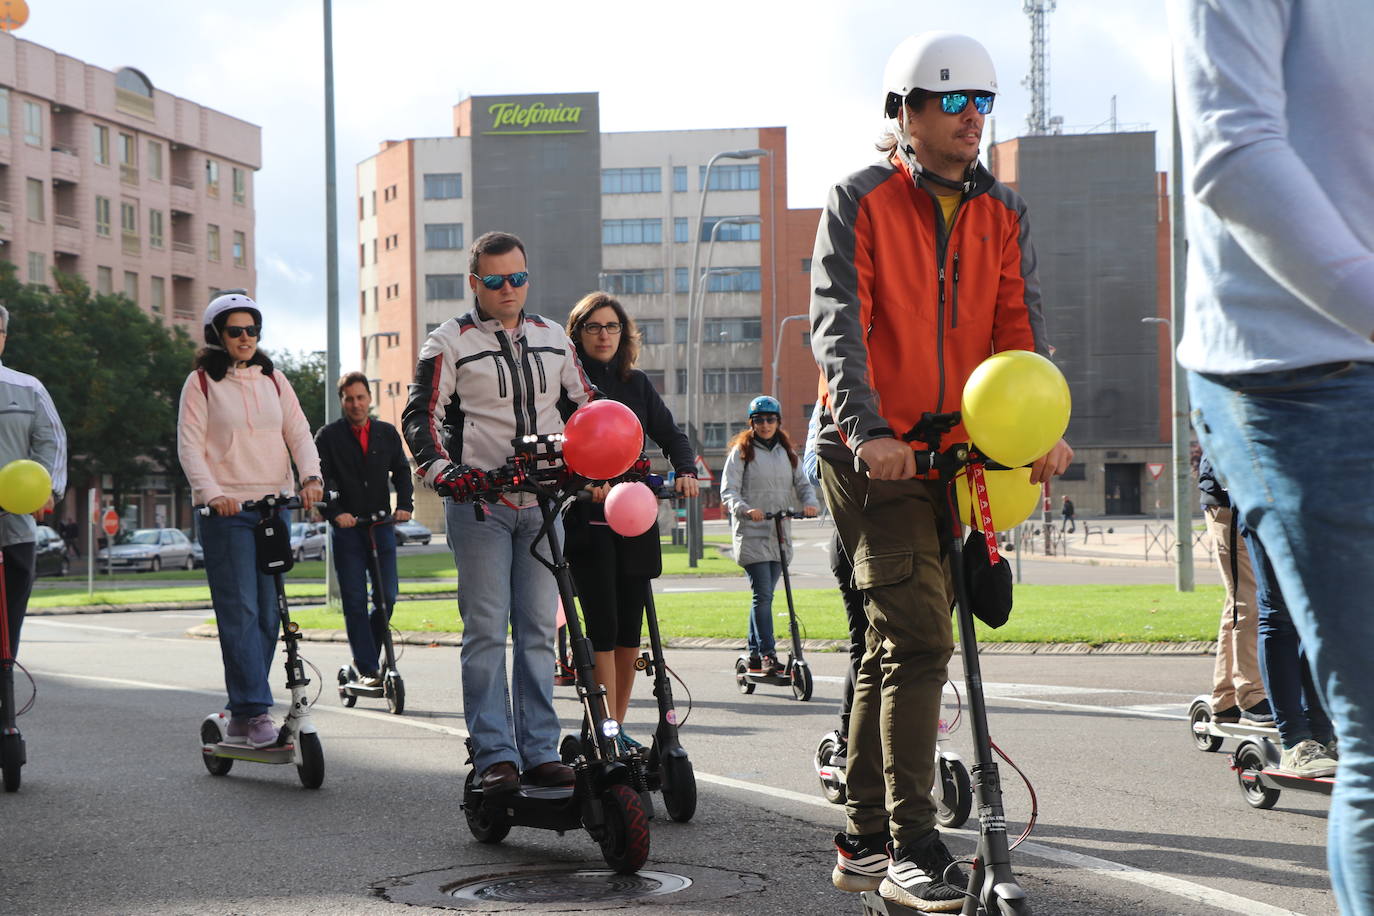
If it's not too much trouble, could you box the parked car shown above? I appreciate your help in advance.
[393,519,432,546]
[189,540,204,569]
[96,527,196,572]
[290,521,328,562]
[34,525,71,578]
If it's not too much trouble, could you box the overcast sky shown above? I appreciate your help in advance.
[19,0,1172,360]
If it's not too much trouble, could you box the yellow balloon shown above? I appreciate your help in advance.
[0,459,51,514]
[960,350,1071,468]
[955,467,1043,533]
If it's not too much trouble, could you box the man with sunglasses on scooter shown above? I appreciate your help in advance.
[403,231,596,796]
[810,32,1072,912]
[315,372,414,689]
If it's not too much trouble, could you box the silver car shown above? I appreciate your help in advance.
[290,521,328,562]
[97,528,196,572]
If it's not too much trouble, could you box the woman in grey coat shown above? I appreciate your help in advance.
[719,396,819,674]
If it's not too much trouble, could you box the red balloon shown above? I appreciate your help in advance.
[562,400,644,480]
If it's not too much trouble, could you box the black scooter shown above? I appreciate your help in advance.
[1,546,27,792]
[455,436,651,873]
[734,510,814,701]
[197,494,328,789]
[336,509,406,715]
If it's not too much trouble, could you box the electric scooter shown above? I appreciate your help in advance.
[197,493,329,789]
[815,684,973,829]
[1,546,28,792]
[1187,695,1279,753]
[456,436,651,874]
[733,510,815,701]
[855,412,1030,916]
[336,509,406,715]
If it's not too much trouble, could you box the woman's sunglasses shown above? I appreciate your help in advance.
[223,325,261,339]
[472,271,530,291]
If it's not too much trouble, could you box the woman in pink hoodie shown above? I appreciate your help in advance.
[177,293,323,748]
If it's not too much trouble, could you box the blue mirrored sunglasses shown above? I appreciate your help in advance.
[938,91,995,116]
[473,271,530,290]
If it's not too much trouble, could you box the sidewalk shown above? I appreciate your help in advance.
[1009,516,1215,568]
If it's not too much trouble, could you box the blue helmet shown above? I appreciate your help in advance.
[748,395,782,418]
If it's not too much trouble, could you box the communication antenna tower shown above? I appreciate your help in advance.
[1023,0,1056,135]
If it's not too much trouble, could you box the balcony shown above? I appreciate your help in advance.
[120,164,139,186]
[170,176,196,214]
[51,146,80,184]
[171,240,198,276]
[122,231,141,257]
[53,217,82,256]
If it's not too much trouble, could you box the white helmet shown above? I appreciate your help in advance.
[203,290,261,348]
[883,32,997,117]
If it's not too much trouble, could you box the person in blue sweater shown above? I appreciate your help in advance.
[1170,2,1374,910]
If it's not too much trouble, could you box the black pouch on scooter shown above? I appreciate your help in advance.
[254,515,295,575]
[962,530,1012,628]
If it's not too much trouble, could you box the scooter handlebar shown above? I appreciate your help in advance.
[194,490,338,516]
[763,509,809,520]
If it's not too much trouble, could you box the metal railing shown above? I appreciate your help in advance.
[54,214,79,229]
[172,241,195,254]
[171,175,194,189]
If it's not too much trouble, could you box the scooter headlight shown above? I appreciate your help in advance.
[600,718,621,739]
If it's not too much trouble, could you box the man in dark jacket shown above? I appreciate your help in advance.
[315,371,414,687]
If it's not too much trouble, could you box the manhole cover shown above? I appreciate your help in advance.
[448,869,691,903]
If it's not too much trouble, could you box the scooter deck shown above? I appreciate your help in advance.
[742,672,792,686]
[340,684,385,698]
[1200,720,1278,739]
[1258,769,1336,794]
[204,742,295,765]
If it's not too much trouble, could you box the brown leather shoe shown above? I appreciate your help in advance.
[522,761,575,787]
[480,761,519,793]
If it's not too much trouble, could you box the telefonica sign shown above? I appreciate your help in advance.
[484,101,586,135]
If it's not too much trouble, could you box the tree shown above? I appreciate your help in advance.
[271,349,327,433]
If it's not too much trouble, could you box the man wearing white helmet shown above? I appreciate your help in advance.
[810,31,1072,911]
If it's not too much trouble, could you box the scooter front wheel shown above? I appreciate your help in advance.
[1188,701,1222,753]
[815,733,846,805]
[597,783,650,874]
[199,720,233,777]
[934,755,972,828]
[790,661,814,701]
[1,733,24,792]
[734,659,755,695]
[660,754,697,823]
[337,668,357,708]
[296,731,325,789]
[385,676,405,715]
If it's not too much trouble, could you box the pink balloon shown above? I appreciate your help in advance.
[604,482,659,537]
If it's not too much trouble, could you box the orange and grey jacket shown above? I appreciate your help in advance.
[809,156,1049,468]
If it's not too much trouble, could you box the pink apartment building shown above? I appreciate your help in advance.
[0,31,260,327]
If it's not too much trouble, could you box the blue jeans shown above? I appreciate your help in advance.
[332,522,398,675]
[1241,524,1332,748]
[446,498,561,775]
[1191,362,1374,915]
[201,509,285,718]
[744,561,782,658]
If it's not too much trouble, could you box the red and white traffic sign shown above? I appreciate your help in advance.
[100,508,120,537]
[1147,462,1165,481]
[694,455,714,484]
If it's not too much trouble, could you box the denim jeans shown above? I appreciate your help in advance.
[744,561,781,658]
[200,509,285,718]
[332,522,399,675]
[446,498,561,775]
[1241,523,1332,748]
[1191,362,1374,915]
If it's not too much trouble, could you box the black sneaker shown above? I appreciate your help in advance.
[879,830,967,912]
[763,654,784,675]
[1211,704,1242,724]
[832,830,891,892]
[747,654,763,672]
[1241,699,1275,725]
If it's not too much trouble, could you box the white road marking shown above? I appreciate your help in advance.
[25,618,140,634]
[29,669,1296,915]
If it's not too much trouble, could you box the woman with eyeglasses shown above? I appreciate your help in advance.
[562,291,698,751]
[719,396,819,675]
[177,292,323,750]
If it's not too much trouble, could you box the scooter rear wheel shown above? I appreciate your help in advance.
[660,754,697,823]
[1235,743,1279,809]
[597,783,650,874]
[385,676,405,715]
[934,755,972,828]
[734,659,755,695]
[1,733,24,792]
[199,720,233,777]
[463,770,511,844]
[296,731,325,789]
[790,661,814,702]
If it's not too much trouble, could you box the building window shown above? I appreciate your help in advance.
[703,368,726,394]
[371,239,377,263]
[704,316,762,342]
[148,209,164,248]
[675,368,687,394]
[358,244,366,268]
[673,166,687,193]
[674,217,689,244]
[703,422,728,448]
[119,133,137,182]
[637,318,665,344]
[96,266,113,295]
[425,274,466,300]
[147,141,163,181]
[233,231,246,267]
[425,223,463,250]
[801,257,812,273]
[358,291,366,314]
[150,276,165,313]
[206,223,220,261]
[26,252,44,285]
[602,218,662,245]
[23,101,40,147]
[701,216,761,242]
[120,202,138,245]
[802,331,811,347]
[232,168,246,204]
[699,163,760,191]
[358,196,365,220]
[423,173,462,199]
[1060,462,1087,481]
[0,89,9,137]
[205,159,220,197]
[91,124,109,164]
[601,167,661,194]
[601,269,664,296]
[644,369,666,394]
[675,268,689,294]
[26,178,43,222]
[124,271,138,303]
[675,266,761,294]
[372,286,379,311]
[95,196,111,236]
[370,190,376,213]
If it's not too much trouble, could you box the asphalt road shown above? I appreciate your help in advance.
[4,609,1330,916]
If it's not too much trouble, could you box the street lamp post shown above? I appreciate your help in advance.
[322,0,341,608]
[1143,315,1194,591]
[683,149,768,567]
[770,313,809,398]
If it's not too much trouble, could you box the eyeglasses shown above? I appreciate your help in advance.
[580,322,622,336]
[937,91,995,116]
[472,271,530,291]
[750,415,780,425]
[223,325,261,339]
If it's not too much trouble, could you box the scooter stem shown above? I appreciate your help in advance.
[775,516,804,660]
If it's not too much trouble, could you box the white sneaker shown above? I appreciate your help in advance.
[1279,739,1337,778]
